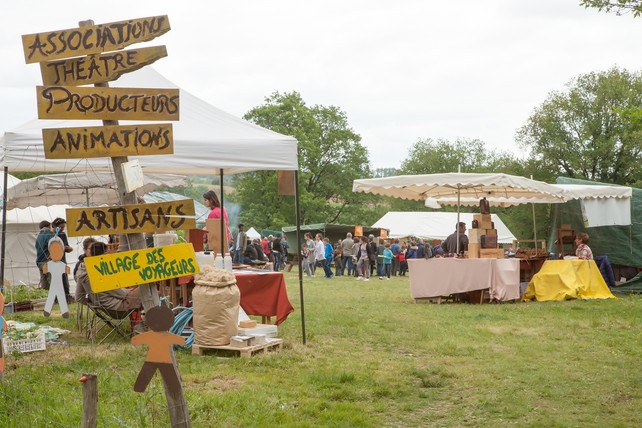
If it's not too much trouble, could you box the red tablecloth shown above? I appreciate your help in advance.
[234,271,294,325]
[178,270,294,325]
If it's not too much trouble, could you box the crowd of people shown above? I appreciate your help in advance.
[299,232,447,280]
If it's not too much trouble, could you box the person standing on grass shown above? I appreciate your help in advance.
[232,224,247,265]
[356,236,371,281]
[323,237,334,278]
[272,234,282,271]
[381,243,393,280]
[314,233,325,276]
[301,235,312,277]
[368,235,378,277]
[340,232,354,276]
[35,220,54,290]
[390,238,401,276]
[333,240,343,276]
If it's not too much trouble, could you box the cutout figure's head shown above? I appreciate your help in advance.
[0,292,5,314]
[145,305,175,332]
[48,236,65,262]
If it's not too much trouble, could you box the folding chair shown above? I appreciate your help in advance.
[86,303,137,345]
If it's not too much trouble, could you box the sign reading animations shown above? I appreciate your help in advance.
[85,243,198,292]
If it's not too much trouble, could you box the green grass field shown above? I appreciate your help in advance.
[1,272,640,427]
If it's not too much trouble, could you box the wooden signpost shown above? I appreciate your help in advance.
[42,123,173,159]
[65,200,196,237]
[37,86,180,121]
[40,46,168,86]
[22,16,170,63]
[22,15,191,426]
[85,243,198,292]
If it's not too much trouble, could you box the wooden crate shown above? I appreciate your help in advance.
[479,248,499,258]
[192,338,283,358]
[467,243,480,258]
[468,229,484,243]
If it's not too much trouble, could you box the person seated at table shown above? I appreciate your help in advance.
[243,238,259,264]
[252,239,268,262]
[441,222,468,255]
[575,232,593,260]
[75,242,142,320]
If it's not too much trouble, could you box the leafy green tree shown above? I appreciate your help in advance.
[580,0,642,16]
[516,67,642,186]
[233,91,377,229]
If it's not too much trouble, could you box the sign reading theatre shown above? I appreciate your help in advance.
[65,200,196,237]
[40,46,168,86]
[85,243,199,292]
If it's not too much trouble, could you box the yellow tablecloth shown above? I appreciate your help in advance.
[523,260,615,301]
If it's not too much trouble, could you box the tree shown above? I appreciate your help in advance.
[233,91,378,229]
[516,67,642,186]
[580,1,642,16]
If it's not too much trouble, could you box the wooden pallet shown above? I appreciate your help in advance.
[192,338,283,358]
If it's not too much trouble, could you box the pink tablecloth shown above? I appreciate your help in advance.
[407,258,520,301]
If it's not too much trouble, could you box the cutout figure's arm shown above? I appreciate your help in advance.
[43,263,48,274]
[65,265,70,274]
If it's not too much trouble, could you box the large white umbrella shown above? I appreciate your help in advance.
[5,171,187,209]
[353,172,567,253]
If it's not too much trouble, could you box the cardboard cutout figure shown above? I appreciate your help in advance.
[0,292,7,375]
[43,236,70,318]
[132,305,185,393]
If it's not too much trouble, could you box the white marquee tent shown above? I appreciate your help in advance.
[372,211,517,244]
[0,67,298,175]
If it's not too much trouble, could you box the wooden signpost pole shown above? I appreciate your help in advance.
[79,20,158,311]
[77,19,189,427]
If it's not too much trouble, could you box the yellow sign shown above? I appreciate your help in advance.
[66,200,196,237]
[22,15,170,64]
[40,46,168,86]
[86,243,199,292]
[37,86,180,121]
[354,226,363,237]
[42,123,173,159]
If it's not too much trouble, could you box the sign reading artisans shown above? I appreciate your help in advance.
[85,242,199,292]
[65,200,196,237]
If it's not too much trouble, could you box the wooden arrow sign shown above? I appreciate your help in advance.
[22,15,170,64]
[40,46,168,86]
[37,85,180,121]
[42,123,174,159]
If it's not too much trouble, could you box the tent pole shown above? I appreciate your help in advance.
[219,170,225,256]
[456,186,461,255]
[532,202,537,250]
[294,170,306,345]
[1,167,8,292]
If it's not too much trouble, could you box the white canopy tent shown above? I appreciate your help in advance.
[372,212,517,244]
[246,227,261,240]
[0,67,298,175]
[5,172,187,210]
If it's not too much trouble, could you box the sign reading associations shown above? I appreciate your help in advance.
[85,243,199,292]
[40,46,168,86]
[22,15,170,64]
[65,200,196,237]
[37,86,179,121]
[42,123,174,159]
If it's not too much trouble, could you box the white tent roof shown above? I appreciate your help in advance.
[5,172,187,209]
[0,67,298,175]
[372,211,517,244]
[246,227,261,240]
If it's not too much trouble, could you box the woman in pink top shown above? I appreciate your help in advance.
[575,232,593,260]
[203,190,231,242]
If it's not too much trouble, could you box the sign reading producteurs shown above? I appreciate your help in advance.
[66,200,196,237]
[85,243,199,292]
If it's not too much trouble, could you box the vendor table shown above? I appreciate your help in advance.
[408,258,520,302]
[174,270,295,325]
[523,260,616,301]
[233,270,294,325]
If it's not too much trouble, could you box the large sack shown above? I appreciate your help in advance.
[192,266,240,346]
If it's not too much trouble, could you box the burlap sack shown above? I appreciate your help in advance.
[192,266,240,346]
